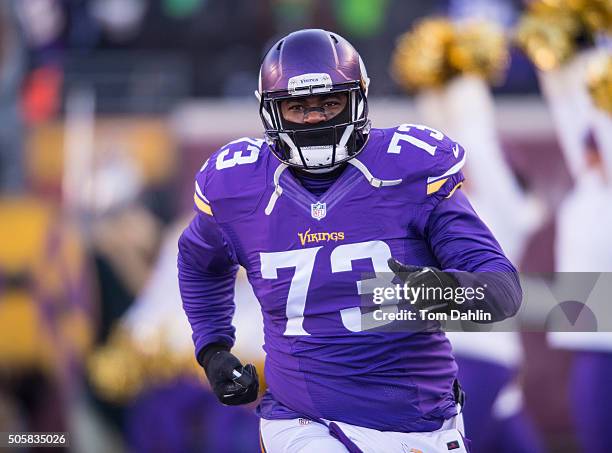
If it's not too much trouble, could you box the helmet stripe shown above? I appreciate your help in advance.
[326,32,340,66]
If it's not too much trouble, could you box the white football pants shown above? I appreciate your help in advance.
[260,410,467,453]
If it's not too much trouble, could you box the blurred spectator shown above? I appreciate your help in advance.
[0,0,27,193]
[0,196,94,435]
[272,0,337,35]
[90,0,147,44]
[16,0,65,52]
[448,0,519,26]
[123,0,274,97]
[333,0,388,38]
[10,0,542,111]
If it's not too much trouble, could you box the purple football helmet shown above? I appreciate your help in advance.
[257,29,371,170]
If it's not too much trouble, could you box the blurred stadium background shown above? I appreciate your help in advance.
[0,0,610,452]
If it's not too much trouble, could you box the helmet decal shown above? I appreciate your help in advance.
[287,73,333,95]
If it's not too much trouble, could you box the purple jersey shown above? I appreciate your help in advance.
[178,125,520,432]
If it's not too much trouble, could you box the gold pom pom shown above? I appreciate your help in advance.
[572,0,612,35]
[587,53,612,115]
[515,0,611,70]
[87,328,148,402]
[449,21,509,83]
[391,18,509,91]
[515,13,579,70]
[87,326,201,403]
[391,18,455,91]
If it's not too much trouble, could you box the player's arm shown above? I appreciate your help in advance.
[178,213,238,354]
[177,176,258,405]
[385,128,521,322]
[424,189,522,321]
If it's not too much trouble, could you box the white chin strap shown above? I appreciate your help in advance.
[280,125,354,168]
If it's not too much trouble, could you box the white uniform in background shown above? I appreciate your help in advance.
[548,169,612,349]
[539,48,612,452]
[123,218,265,364]
[538,49,612,350]
[416,75,543,422]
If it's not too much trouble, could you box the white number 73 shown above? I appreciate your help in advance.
[216,137,264,170]
[260,241,397,335]
[387,124,444,156]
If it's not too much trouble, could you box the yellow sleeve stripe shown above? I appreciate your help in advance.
[445,182,463,198]
[426,178,449,195]
[193,193,213,215]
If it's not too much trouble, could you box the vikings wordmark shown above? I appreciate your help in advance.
[298,229,345,246]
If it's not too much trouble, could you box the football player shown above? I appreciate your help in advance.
[178,29,522,452]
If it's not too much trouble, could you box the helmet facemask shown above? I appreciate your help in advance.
[259,82,370,170]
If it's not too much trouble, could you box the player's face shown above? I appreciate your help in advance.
[280,93,348,125]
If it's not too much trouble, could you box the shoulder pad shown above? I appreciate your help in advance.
[373,124,466,198]
[193,137,271,221]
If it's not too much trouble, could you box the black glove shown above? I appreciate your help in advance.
[387,258,459,313]
[199,345,259,406]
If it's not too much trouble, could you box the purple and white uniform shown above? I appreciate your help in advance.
[178,124,521,433]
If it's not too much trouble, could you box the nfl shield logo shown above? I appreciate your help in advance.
[311,201,326,220]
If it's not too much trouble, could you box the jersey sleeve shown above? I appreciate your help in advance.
[378,124,465,202]
[422,132,465,201]
[384,124,466,232]
[178,209,239,360]
[193,158,213,216]
[180,138,266,358]
[426,189,522,321]
[191,138,268,222]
